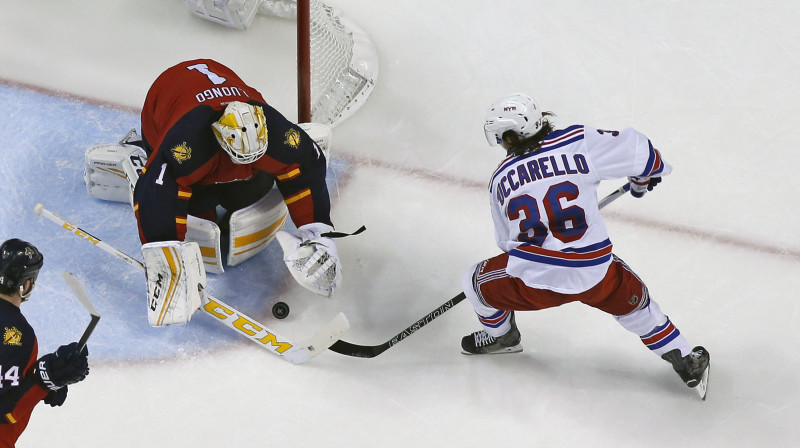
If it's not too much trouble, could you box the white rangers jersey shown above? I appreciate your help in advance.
[488,125,672,294]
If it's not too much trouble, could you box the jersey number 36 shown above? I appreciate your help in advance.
[507,181,587,246]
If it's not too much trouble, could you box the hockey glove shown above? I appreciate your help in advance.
[36,342,89,391]
[276,223,342,298]
[43,386,68,407]
[628,176,662,198]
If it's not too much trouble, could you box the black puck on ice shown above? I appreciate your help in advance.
[272,301,290,319]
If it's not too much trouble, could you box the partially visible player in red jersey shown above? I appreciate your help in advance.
[102,59,344,325]
[0,239,90,447]
[136,58,333,241]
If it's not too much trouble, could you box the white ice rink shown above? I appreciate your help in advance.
[2,1,799,447]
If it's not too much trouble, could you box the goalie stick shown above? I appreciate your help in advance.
[329,182,631,358]
[33,204,349,365]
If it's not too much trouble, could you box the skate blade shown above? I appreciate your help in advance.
[693,364,710,401]
[461,344,523,355]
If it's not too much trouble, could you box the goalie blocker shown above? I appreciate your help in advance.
[83,130,146,209]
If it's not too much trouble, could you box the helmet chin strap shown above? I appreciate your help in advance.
[19,280,34,301]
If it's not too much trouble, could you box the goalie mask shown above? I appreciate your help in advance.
[483,93,543,146]
[0,238,44,300]
[212,101,268,164]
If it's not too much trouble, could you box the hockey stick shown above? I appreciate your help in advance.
[33,204,349,365]
[61,272,100,351]
[329,292,466,358]
[598,182,631,209]
[329,182,631,358]
[0,272,103,412]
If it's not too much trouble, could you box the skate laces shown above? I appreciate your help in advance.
[473,331,496,347]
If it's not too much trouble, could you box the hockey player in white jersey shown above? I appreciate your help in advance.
[460,93,710,399]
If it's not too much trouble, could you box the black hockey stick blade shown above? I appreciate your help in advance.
[329,292,466,358]
[62,272,101,350]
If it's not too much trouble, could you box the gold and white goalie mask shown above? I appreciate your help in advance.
[211,101,268,164]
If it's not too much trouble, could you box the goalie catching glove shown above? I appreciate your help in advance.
[276,223,341,298]
[141,241,207,326]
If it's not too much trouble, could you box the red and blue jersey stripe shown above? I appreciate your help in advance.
[478,309,513,329]
[640,319,681,351]
[540,125,584,152]
[639,142,666,177]
[488,126,585,190]
[509,239,613,268]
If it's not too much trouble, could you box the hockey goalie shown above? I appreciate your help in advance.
[83,58,341,326]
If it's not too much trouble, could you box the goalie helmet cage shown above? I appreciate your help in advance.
[261,0,378,126]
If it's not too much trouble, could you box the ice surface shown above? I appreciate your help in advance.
[1,1,799,447]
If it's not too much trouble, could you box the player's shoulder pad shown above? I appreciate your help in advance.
[158,106,226,175]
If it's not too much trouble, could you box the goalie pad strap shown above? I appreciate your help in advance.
[141,241,207,326]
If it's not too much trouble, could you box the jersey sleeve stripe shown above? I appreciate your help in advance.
[639,142,665,177]
[284,188,311,205]
[277,167,301,181]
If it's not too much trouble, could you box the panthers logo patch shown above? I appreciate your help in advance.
[3,327,22,346]
[171,142,192,163]
[284,129,301,148]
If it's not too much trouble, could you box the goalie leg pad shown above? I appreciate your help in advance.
[84,143,146,205]
[227,187,288,266]
[141,241,207,326]
[185,215,224,274]
[298,122,333,167]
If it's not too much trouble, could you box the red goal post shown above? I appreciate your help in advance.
[185,0,378,126]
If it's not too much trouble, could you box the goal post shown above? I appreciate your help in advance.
[185,0,378,127]
[297,0,312,122]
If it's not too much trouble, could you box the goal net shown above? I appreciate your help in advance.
[185,0,378,127]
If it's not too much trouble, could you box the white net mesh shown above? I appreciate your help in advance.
[260,0,378,127]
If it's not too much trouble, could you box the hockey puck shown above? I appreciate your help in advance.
[272,302,290,319]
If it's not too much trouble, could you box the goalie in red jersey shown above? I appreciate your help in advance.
[84,59,342,326]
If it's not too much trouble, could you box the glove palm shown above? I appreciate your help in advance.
[277,223,342,298]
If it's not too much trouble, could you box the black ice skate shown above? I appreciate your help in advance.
[461,313,522,355]
[661,346,710,400]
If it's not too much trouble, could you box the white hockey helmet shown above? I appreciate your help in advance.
[212,101,268,164]
[483,93,543,146]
